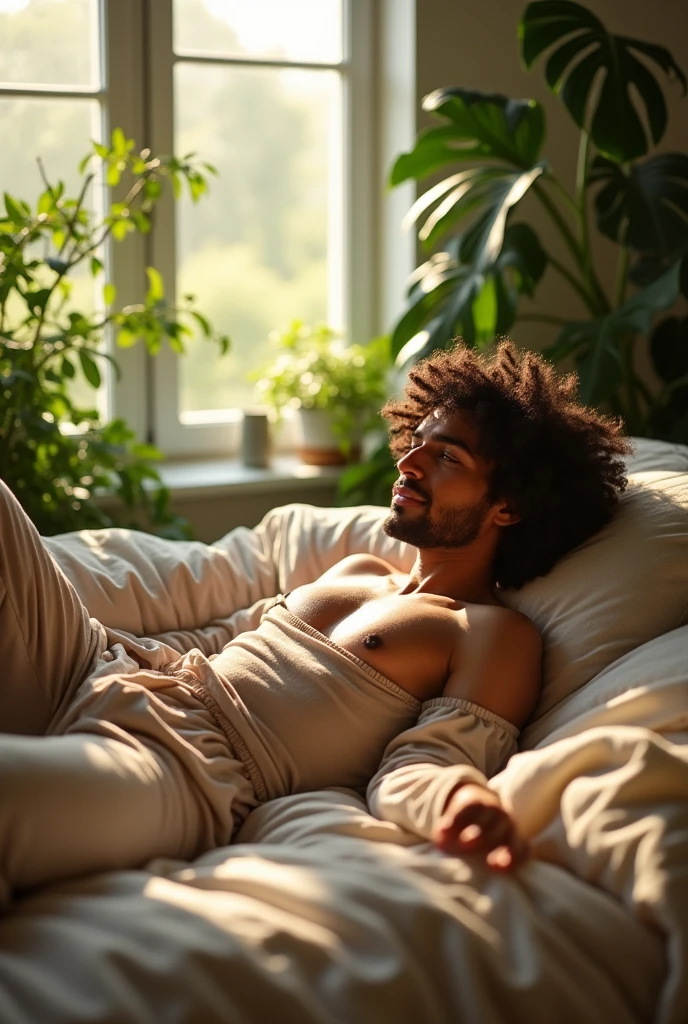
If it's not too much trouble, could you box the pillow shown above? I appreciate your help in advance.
[624,436,688,475]
[500,469,688,730]
[520,624,688,749]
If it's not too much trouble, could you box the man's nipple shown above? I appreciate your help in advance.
[363,634,383,649]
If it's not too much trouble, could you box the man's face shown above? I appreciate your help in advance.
[383,407,497,550]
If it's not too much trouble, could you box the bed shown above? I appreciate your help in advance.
[0,437,686,1024]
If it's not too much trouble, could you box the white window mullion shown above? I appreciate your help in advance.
[142,0,378,459]
[103,0,149,442]
[346,0,376,344]
[146,0,239,456]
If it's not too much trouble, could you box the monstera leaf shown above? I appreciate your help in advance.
[392,224,547,361]
[591,154,688,257]
[391,88,545,186]
[520,0,687,162]
[403,161,546,253]
[548,262,681,405]
[390,88,548,360]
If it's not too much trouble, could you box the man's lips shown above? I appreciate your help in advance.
[392,484,427,506]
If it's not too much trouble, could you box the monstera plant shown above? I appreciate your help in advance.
[387,0,688,443]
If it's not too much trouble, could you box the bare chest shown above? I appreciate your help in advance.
[284,579,464,702]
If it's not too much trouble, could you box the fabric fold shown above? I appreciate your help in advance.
[367,698,519,841]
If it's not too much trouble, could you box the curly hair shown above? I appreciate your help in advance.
[382,340,631,589]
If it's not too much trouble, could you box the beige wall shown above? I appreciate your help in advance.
[414,0,688,354]
[168,479,341,543]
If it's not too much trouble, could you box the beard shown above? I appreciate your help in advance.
[383,495,491,550]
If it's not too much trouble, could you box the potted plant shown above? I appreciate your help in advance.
[387,0,688,441]
[339,0,688,507]
[0,129,229,537]
[253,321,391,465]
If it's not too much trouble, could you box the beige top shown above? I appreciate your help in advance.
[367,700,519,841]
[171,597,421,802]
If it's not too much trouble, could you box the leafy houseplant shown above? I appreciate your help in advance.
[0,129,229,537]
[388,0,688,443]
[253,321,391,465]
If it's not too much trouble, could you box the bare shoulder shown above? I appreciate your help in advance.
[317,552,400,581]
[467,602,541,649]
[444,603,542,729]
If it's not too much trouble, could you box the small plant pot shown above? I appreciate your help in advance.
[297,408,361,466]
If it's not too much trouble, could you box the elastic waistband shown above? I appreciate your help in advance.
[161,663,269,803]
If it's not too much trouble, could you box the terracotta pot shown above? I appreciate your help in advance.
[297,408,361,466]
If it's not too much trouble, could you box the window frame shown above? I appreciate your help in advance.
[106,0,377,457]
[0,0,416,462]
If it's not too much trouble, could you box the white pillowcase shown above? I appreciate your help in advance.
[500,469,688,730]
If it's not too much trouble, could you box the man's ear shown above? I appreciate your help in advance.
[492,500,521,527]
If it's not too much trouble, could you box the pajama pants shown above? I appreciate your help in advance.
[0,480,256,905]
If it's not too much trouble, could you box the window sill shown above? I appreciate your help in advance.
[156,455,345,501]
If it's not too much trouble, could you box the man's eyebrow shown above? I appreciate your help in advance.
[411,430,477,459]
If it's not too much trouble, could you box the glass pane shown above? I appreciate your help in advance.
[175,62,342,413]
[0,95,104,414]
[173,0,343,64]
[0,0,100,87]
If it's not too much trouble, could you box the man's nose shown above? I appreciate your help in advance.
[396,446,424,476]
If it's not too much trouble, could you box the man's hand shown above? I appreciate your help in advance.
[432,783,528,872]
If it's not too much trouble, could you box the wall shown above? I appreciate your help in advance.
[168,477,341,543]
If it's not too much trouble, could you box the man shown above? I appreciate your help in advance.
[0,341,629,904]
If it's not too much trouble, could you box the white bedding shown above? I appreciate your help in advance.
[1,437,687,1024]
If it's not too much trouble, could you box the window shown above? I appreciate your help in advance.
[2,0,412,459]
[0,0,105,416]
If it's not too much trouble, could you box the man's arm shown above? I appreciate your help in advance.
[366,610,541,872]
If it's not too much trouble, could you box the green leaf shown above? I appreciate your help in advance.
[106,163,122,188]
[391,89,545,187]
[103,282,117,306]
[145,266,164,303]
[391,223,547,359]
[416,162,545,256]
[189,310,211,337]
[129,209,150,234]
[45,256,69,274]
[111,127,134,157]
[111,218,132,241]
[61,355,76,379]
[591,154,688,258]
[520,0,687,162]
[90,256,104,277]
[4,193,27,226]
[495,222,548,297]
[26,287,52,313]
[143,179,162,202]
[78,349,102,389]
[555,262,681,404]
[391,255,465,357]
[116,327,138,348]
[37,190,55,215]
